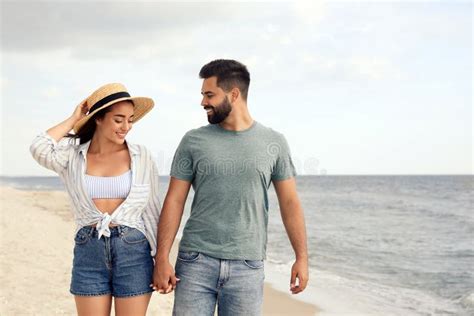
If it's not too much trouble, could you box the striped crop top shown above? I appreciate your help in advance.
[30,132,161,256]
[84,170,132,199]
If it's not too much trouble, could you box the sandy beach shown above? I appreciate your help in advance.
[0,186,318,315]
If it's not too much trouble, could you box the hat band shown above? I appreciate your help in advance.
[89,92,131,114]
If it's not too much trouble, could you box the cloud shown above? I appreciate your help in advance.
[0,76,10,90]
[157,83,177,95]
[349,57,401,80]
[41,86,61,99]
[1,2,189,51]
[299,52,401,82]
[292,0,327,26]
[1,1,280,54]
[1,0,471,176]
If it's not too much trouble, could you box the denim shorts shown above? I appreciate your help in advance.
[70,225,154,297]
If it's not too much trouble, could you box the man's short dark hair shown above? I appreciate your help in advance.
[199,59,250,100]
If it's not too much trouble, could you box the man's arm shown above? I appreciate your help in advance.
[152,177,192,294]
[273,177,309,294]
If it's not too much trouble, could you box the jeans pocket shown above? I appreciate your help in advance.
[74,227,91,245]
[243,260,264,269]
[121,227,147,244]
[177,251,201,262]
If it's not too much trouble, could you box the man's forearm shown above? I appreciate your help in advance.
[280,200,308,260]
[155,199,185,261]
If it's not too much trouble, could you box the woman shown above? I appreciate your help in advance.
[30,83,161,316]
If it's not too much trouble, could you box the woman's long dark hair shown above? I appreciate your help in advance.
[66,106,112,145]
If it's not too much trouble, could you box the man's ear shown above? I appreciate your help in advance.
[231,87,240,103]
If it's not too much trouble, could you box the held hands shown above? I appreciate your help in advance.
[150,259,180,294]
[290,258,309,294]
[71,98,88,122]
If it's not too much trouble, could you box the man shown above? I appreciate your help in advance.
[153,59,308,315]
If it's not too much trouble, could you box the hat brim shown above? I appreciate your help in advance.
[73,96,154,134]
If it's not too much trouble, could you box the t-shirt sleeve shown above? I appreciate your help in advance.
[170,133,194,182]
[271,134,297,181]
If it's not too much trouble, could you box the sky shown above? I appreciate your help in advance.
[1,0,472,176]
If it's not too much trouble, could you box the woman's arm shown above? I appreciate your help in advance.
[46,99,87,141]
[29,99,87,173]
[142,155,162,256]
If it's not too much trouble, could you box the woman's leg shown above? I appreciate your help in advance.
[111,226,154,315]
[114,293,152,316]
[72,227,113,316]
[75,295,112,316]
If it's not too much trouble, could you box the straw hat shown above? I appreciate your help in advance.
[73,83,154,133]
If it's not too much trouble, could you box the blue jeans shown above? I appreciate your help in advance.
[70,225,154,297]
[173,251,264,316]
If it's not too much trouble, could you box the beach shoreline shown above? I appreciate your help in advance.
[0,186,319,315]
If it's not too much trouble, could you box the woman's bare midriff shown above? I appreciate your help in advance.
[90,198,126,227]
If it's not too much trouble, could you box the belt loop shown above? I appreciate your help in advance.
[117,225,123,235]
[87,225,94,236]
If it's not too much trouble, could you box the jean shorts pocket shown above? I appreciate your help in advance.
[243,260,264,269]
[177,251,201,262]
[121,227,147,244]
[74,228,91,245]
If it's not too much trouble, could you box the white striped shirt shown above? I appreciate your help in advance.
[30,132,161,256]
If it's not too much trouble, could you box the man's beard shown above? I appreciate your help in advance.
[207,96,232,124]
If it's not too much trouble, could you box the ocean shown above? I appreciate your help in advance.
[1,175,472,315]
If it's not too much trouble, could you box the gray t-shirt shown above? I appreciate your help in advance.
[170,121,296,260]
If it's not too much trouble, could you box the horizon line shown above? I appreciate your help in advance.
[1,174,472,177]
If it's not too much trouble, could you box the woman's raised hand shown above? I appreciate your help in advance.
[71,98,88,122]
